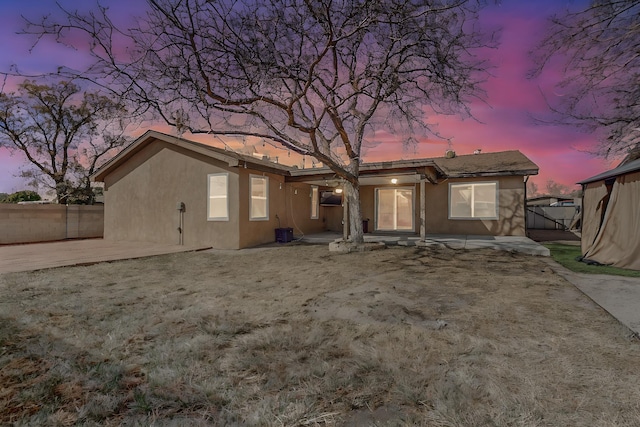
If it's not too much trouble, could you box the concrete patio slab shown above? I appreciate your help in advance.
[0,239,210,274]
[301,232,550,256]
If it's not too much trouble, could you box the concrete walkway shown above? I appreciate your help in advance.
[548,262,640,336]
[301,232,550,256]
[0,239,210,274]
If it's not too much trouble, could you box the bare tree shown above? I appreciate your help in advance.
[526,179,538,197]
[544,179,571,197]
[0,80,128,204]
[28,0,494,242]
[531,0,640,158]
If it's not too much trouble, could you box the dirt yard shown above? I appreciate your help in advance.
[1,244,638,426]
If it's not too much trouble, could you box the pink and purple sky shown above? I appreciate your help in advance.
[0,0,620,194]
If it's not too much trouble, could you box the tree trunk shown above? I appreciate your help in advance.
[55,181,68,205]
[344,180,364,244]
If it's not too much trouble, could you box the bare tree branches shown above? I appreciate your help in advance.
[24,0,493,241]
[0,80,129,204]
[531,0,640,158]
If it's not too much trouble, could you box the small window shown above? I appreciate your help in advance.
[250,175,269,220]
[449,182,498,219]
[208,173,228,221]
[310,186,319,219]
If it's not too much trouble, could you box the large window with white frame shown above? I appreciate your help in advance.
[449,182,498,219]
[207,173,229,221]
[250,175,269,220]
[375,187,414,231]
[310,186,319,219]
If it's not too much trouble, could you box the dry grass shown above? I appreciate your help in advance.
[1,244,639,426]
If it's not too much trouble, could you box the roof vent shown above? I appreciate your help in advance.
[445,150,456,159]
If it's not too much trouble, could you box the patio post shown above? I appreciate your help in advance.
[342,192,349,241]
[420,178,426,241]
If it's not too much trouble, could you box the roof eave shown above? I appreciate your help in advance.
[92,130,294,182]
[445,169,539,178]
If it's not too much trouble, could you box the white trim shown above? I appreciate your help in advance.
[250,175,269,221]
[207,173,229,221]
[448,181,499,220]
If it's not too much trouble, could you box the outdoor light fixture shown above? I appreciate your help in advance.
[391,178,398,184]
[335,188,343,194]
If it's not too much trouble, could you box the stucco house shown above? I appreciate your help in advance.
[578,156,640,270]
[92,130,538,249]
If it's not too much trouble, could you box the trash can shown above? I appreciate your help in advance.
[275,227,293,243]
[362,219,369,233]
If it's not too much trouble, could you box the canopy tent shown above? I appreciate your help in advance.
[579,160,640,270]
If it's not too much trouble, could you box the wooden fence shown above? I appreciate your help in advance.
[526,206,578,230]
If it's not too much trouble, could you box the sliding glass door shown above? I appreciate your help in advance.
[375,187,414,231]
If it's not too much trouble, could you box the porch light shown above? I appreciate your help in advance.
[335,188,343,194]
[391,178,398,184]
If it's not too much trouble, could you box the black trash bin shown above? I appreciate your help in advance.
[275,227,293,243]
[362,219,369,233]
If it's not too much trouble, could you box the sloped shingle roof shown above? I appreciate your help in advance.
[432,150,538,177]
[92,130,293,181]
[93,131,539,182]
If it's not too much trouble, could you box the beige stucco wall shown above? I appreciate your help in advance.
[281,183,330,235]
[236,169,283,248]
[0,204,104,244]
[101,139,527,248]
[236,174,328,248]
[103,141,241,249]
[102,140,331,249]
[327,175,526,236]
[424,176,526,236]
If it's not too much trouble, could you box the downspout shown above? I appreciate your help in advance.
[524,176,529,236]
[420,177,426,241]
[177,202,185,245]
[179,210,184,245]
[580,182,586,238]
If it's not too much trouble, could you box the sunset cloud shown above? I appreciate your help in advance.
[0,0,617,194]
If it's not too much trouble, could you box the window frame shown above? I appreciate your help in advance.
[249,174,269,221]
[310,185,319,219]
[207,173,229,221]
[448,181,499,220]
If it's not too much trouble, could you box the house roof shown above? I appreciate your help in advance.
[92,130,294,181]
[432,150,538,177]
[578,158,640,185]
[93,131,539,183]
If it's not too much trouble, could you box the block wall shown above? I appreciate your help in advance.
[0,204,104,244]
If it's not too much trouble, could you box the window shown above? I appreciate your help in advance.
[208,173,228,221]
[250,175,269,220]
[310,186,319,219]
[375,187,414,231]
[449,182,498,219]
